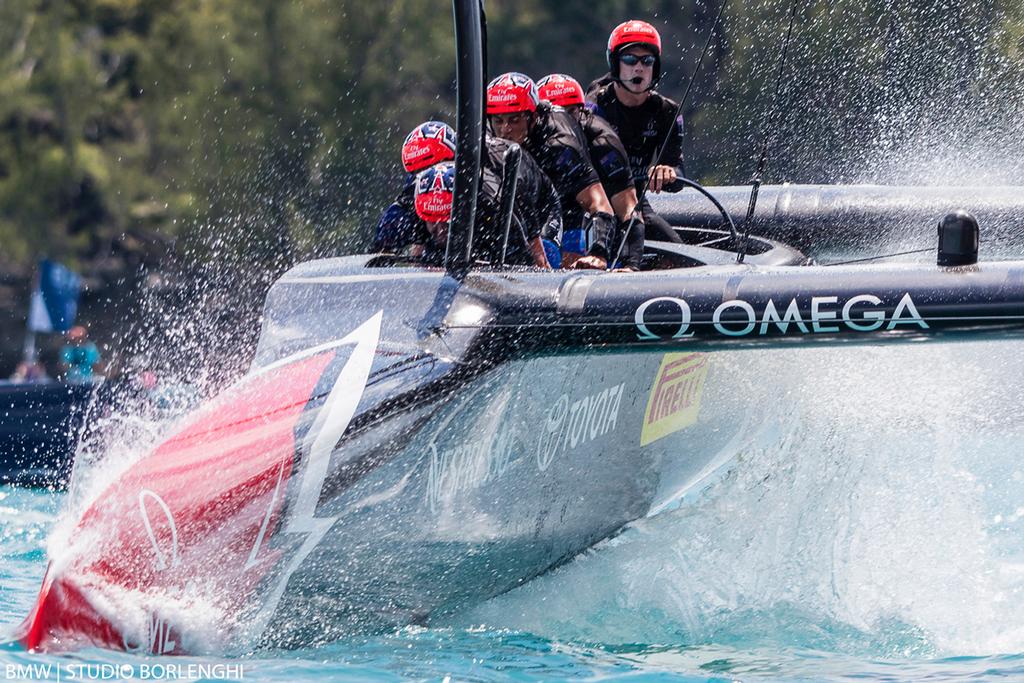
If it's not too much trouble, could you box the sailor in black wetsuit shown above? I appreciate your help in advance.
[477,135,562,266]
[587,20,686,246]
[410,139,561,268]
[487,72,640,270]
[537,73,644,269]
[373,121,457,253]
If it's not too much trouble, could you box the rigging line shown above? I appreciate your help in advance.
[607,0,730,270]
[824,247,935,266]
[737,0,802,264]
[652,0,730,191]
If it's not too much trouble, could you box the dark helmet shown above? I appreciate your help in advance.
[486,72,539,115]
[401,121,457,174]
[606,20,663,84]
[536,74,586,108]
[414,161,457,223]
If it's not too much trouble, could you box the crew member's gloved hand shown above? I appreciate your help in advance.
[615,211,645,271]
[572,211,613,269]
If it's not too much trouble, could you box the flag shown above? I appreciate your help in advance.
[27,260,81,333]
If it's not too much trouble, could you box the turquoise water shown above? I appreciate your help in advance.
[4,470,1024,683]
[4,343,1024,681]
[4,476,1024,682]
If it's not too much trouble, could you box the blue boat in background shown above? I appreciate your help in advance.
[0,379,94,487]
[1,259,95,487]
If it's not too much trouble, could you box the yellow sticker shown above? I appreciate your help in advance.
[640,353,708,446]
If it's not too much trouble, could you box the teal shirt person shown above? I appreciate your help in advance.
[60,326,101,383]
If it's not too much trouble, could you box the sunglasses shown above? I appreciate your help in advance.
[620,54,657,67]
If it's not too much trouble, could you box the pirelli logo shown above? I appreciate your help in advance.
[640,353,708,446]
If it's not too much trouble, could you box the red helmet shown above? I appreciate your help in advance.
[536,74,585,108]
[414,162,456,223]
[607,20,662,83]
[486,72,539,115]
[401,121,457,173]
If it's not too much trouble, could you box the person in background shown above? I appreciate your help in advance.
[536,73,644,269]
[587,20,686,246]
[9,360,48,383]
[60,325,102,383]
[374,121,457,253]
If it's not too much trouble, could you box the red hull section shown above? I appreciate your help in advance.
[19,352,335,653]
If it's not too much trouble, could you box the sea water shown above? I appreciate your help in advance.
[3,341,1024,681]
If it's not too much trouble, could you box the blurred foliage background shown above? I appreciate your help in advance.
[0,0,1021,375]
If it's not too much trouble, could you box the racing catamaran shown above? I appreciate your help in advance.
[18,0,1024,653]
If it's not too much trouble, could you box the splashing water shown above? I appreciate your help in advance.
[451,339,1024,663]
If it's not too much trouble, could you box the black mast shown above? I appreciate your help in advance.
[446,0,485,277]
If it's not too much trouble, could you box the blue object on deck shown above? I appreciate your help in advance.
[562,228,586,255]
[543,239,562,268]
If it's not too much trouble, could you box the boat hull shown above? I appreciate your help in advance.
[19,320,743,652]
[258,346,742,646]
[20,249,1024,652]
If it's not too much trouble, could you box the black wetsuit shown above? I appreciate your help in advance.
[576,105,644,268]
[417,136,562,267]
[578,107,633,198]
[518,101,613,260]
[587,75,685,245]
[474,136,562,265]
